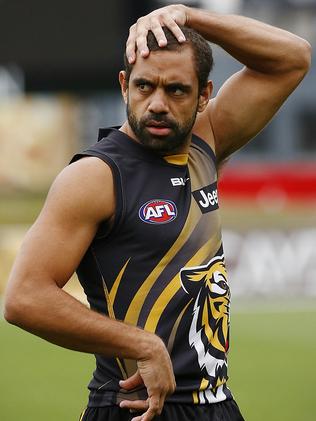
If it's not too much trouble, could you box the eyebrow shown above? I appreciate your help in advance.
[166,82,192,93]
[133,77,192,92]
[133,77,154,86]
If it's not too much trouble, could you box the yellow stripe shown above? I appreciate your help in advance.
[116,358,128,380]
[163,153,188,165]
[200,377,209,390]
[167,299,193,353]
[122,358,137,378]
[124,143,219,327]
[109,258,130,303]
[79,408,86,421]
[102,278,127,379]
[192,390,199,404]
[144,236,221,333]
[124,202,200,325]
[192,377,210,404]
[102,278,115,319]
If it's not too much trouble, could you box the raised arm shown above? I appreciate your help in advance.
[4,157,175,421]
[126,4,312,163]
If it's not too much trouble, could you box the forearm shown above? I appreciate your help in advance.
[4,281,158,360]
[186,7,311,74]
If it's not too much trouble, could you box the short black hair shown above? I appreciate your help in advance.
[124,26,213,94]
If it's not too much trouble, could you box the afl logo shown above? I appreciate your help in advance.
[139,199,177,224]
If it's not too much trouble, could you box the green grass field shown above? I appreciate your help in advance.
[1,305,315,421]
[229,306,316,421]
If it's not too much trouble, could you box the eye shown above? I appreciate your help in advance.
[169,86,185,96]
[174,88,184,96]
[137,82,152,93]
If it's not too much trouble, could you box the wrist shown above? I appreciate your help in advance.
[182,5,192,27]
[137,331,165,361]
[182,8,223,44]
[183,6,215,31]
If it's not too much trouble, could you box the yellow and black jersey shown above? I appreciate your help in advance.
[71,127,232,407]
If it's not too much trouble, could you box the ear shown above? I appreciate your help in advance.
[119,71,128,104]
[198,80,213,113]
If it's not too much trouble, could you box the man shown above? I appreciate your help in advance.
[4,4,311,421]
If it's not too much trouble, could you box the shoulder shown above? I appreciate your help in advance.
[45,156,115,226]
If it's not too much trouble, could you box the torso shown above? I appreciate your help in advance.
[71,127,232,406]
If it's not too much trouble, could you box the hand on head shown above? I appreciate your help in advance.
[126,4,189,64]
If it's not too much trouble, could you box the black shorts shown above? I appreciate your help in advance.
[80,400,245,421]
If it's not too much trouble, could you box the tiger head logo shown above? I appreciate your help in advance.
[180,254,230,393]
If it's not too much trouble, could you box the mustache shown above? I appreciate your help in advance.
[141,114,177,128]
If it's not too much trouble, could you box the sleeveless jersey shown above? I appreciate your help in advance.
[71,127,233,407]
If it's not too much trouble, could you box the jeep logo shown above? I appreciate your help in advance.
[192,182,219,213]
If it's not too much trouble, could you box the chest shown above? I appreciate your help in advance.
[117,152,219,250]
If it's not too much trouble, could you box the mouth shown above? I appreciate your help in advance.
[146,120,172,136]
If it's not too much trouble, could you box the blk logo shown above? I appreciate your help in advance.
[139,199,177,224]
[171,177,190,186]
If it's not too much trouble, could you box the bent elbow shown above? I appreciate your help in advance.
[281,38,312,77]
[3,290,31,327]
[284,39,312,86]
[3,295,22,326]
[299,39,312,73]
[291,38,312,77]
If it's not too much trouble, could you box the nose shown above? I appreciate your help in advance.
[147,89,169,114]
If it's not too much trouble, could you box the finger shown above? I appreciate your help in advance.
[134,407,157,421]
[130,415,144,421]
[136,31,150,58]
[119,371,143,390]
[126,24,137,63]
[119,399,148,411]
[149,17,168,47]
[130,408,155,421]
[162,15,186,43]
[134,18,150,58]
[139,395,161,421]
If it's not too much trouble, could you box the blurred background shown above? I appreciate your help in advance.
[0,1,315,420]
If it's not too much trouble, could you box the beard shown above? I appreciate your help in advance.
[126,102,198,155]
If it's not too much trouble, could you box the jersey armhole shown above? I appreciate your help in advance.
[69,151,125,240]
[191,135,217,167]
